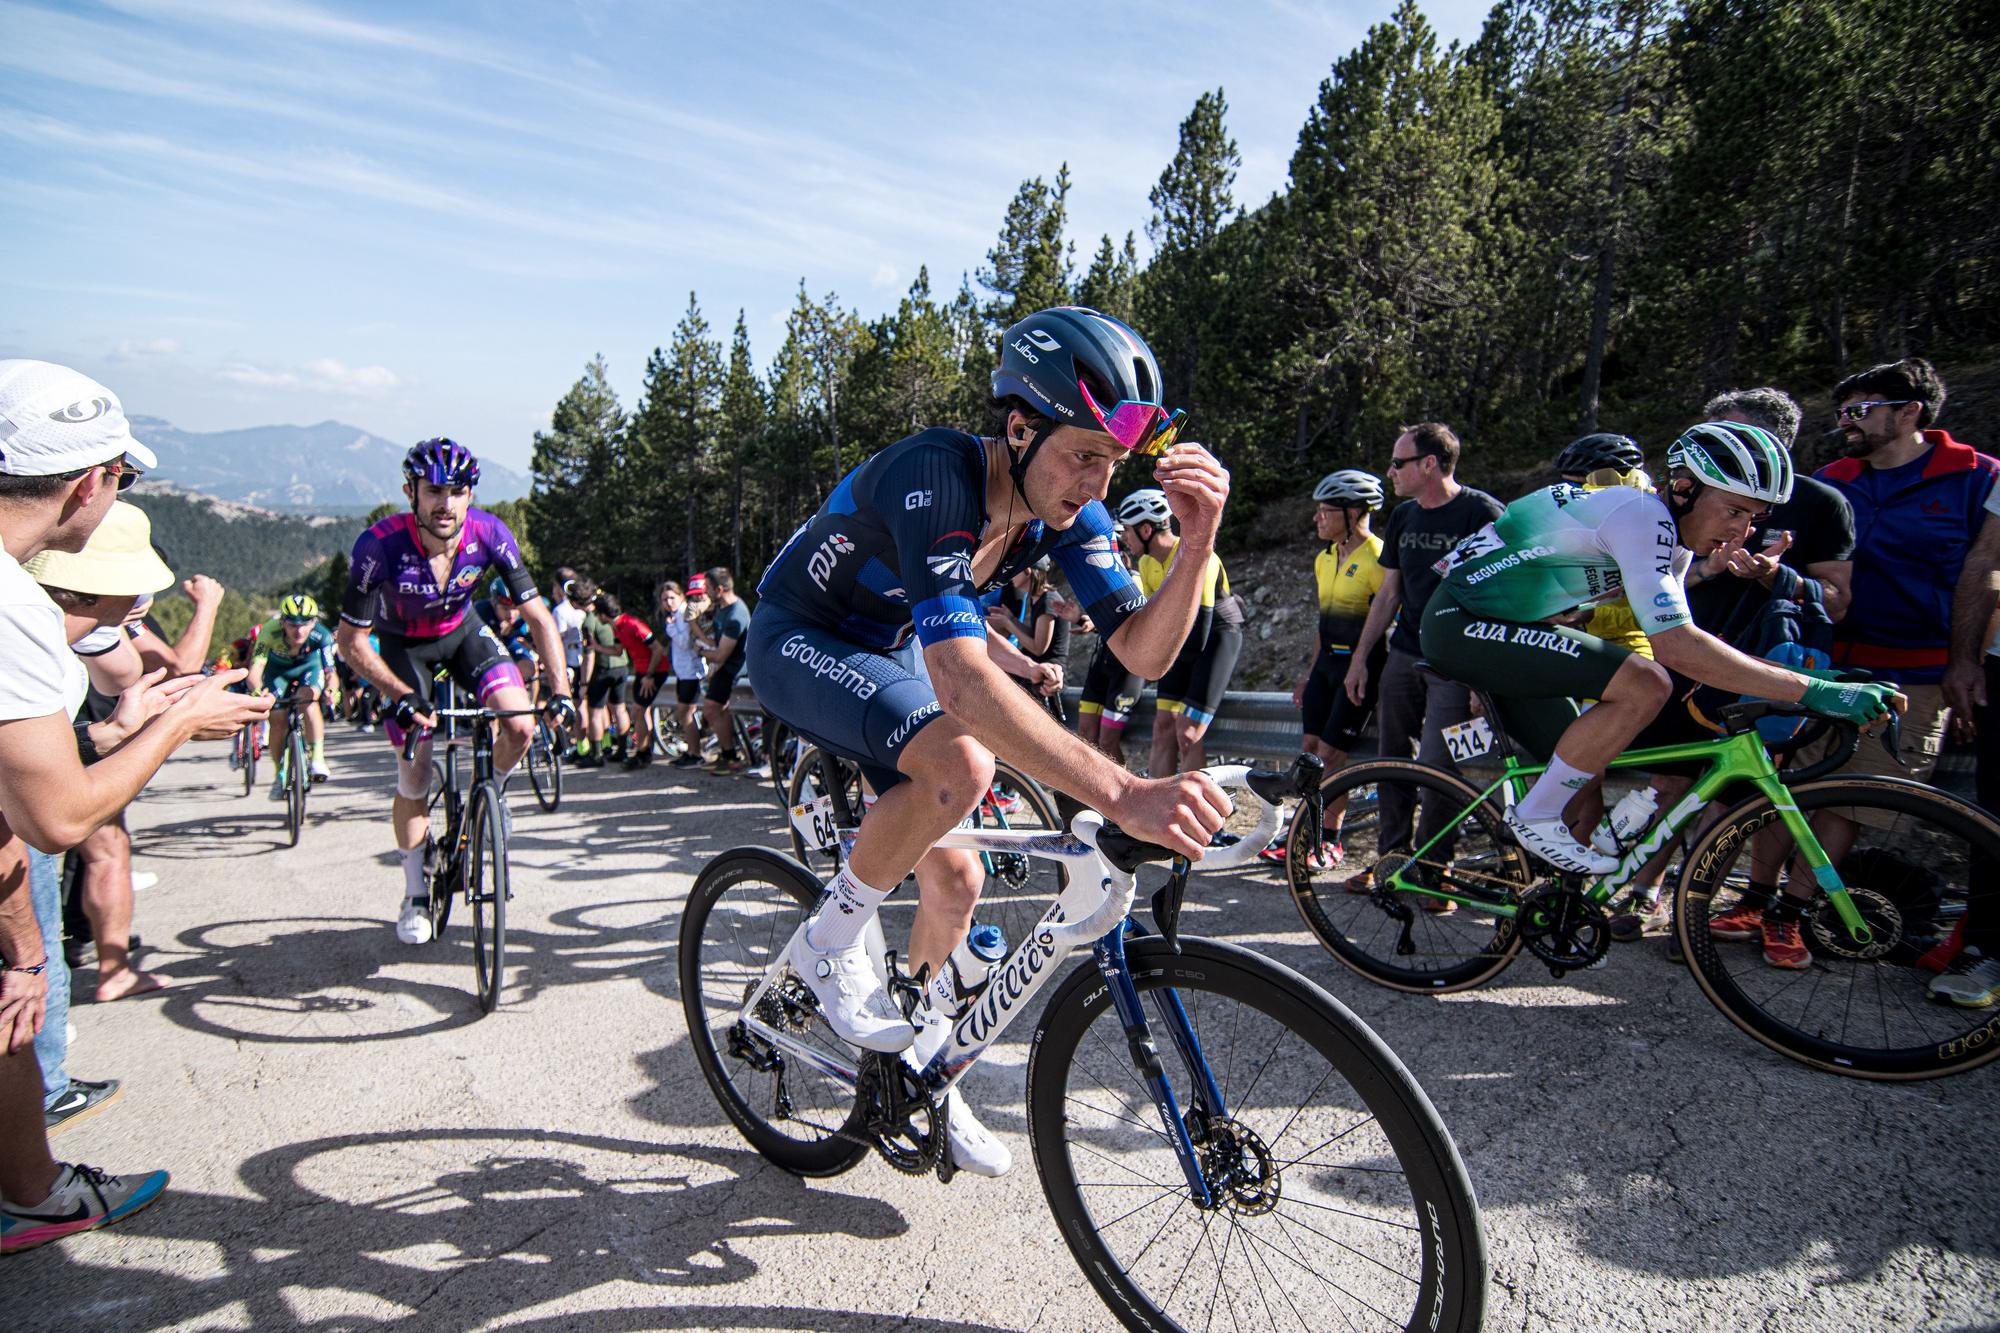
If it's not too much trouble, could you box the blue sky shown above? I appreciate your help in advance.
[2,0,1492,472]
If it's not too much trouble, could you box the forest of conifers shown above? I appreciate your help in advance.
[524,0,1998,606]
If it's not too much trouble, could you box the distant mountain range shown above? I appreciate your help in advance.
[126,416,529,511]
[127,483,353,595]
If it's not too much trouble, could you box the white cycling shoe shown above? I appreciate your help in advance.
[907,1007,1012,1178]
[308,757,331,783]
[395,899,434,945]
[1505,814,1619,876]
[788,928,916,1053]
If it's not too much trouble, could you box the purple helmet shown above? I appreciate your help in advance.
[403,437,480,488]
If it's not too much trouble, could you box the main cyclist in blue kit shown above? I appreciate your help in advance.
[751,306,1233,1177]
[334,439,575,945]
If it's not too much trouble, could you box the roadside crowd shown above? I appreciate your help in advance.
[2,349,1995,1260]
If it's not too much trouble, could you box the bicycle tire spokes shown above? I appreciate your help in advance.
[1290,768,1529,992]
[686,854,869,1169]
[1678,779,2000,1080]
[1042,939,1466,1332]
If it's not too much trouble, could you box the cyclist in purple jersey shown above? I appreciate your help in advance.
[334,438,575,946]
[345,509,533,639]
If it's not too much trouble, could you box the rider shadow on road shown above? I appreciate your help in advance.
[12,1129,1019,1333]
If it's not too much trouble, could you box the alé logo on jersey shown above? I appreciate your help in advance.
[807,533,855,590]
[904,490,932,510]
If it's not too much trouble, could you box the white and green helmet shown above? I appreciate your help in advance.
[1666,421,1794,505]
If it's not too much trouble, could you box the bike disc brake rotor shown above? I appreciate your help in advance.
[856,1054,942,1176]
[990,852,1032,891]
[1806,886,1903,961]
[1192,1113,1281,1215]
[1516,884,1611,970]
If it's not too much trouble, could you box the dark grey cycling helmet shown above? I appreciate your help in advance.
[1554,432,1644,478]
[992,307,1180,496]
[1312,469,1384,509]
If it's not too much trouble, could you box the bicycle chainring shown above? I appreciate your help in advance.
[1806,887,1903,961]
[1516,884,1611,972]
[855,1054,942,1176]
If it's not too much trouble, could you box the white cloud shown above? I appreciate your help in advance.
[870,263,900,292]
[218,357,401,395]
[112,337,180,358]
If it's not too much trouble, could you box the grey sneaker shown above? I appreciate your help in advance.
[1927,954,2000,1008]
[44,1078,122,1136]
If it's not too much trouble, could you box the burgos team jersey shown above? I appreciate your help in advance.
[1137,541,1228,606]
[756,428,1145,652]
[1315,534,1385,654]
[1436,484,1693,636]
[342,509,538,638]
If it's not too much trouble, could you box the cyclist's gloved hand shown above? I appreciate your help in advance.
[546,695,579,732]
[389,694,422,730]
[1800,677,1900,726]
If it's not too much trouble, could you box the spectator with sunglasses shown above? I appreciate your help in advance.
[0,360,267,1254]
[1809,360,1991,791]
[1812,358,2000,1006]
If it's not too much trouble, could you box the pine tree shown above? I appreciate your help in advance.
[629,294,724,588]
[718,311,766,576]
[1138,89,1241,412]
[528,355,625,580]
[1076,234,1141,325]
[977,167,1075,330]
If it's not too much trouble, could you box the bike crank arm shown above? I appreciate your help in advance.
[1092,924,1216,1209]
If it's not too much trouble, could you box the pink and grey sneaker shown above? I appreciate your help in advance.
[1,1163,168,1256]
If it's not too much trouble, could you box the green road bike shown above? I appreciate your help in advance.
[1286,690,2000,1081]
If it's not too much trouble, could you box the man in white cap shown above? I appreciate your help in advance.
[0,360,264,1254]
[26,502,180,1005]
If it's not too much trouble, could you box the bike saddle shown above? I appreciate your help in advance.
[1095,825,1180,875]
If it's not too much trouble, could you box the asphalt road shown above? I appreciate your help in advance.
[9,725,1998,1331]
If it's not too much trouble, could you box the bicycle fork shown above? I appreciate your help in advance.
[1093,922,1222,1210]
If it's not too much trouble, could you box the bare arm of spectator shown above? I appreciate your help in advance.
[0,835,46,1050]
[1805,559,1852,622]
[132,576,225,675]
[84,634,146,697]
[1942,510,2000,733]
[1344,570,1402,705]
[0,672,267,853]
[699,629,740,665]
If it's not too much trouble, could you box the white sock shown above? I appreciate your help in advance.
[803,865,891,952]
[399,846,427,899]
[1517,756,1596,823]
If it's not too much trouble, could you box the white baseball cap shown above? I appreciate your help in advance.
[0,359,158,478]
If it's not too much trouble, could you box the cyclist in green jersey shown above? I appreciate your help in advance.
[247,594,335,795]
[1421,421,1904,875]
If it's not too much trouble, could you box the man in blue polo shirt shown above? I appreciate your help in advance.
[1802,359,1997,985]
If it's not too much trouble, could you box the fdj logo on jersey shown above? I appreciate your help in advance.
[807,533,855,590]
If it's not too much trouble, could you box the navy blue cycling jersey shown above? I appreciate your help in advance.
[756,428,1145,652]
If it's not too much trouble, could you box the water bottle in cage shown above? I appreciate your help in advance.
[929,922,1008,1018]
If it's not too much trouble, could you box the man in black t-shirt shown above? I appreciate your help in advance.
[1685,388,1855,632]
[1343,422,1506,862]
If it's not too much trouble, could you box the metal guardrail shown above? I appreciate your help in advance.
[1058,687,1305,761]
[735,678,1306,764]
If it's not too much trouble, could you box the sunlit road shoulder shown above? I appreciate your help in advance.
[12,726,1998,1333]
